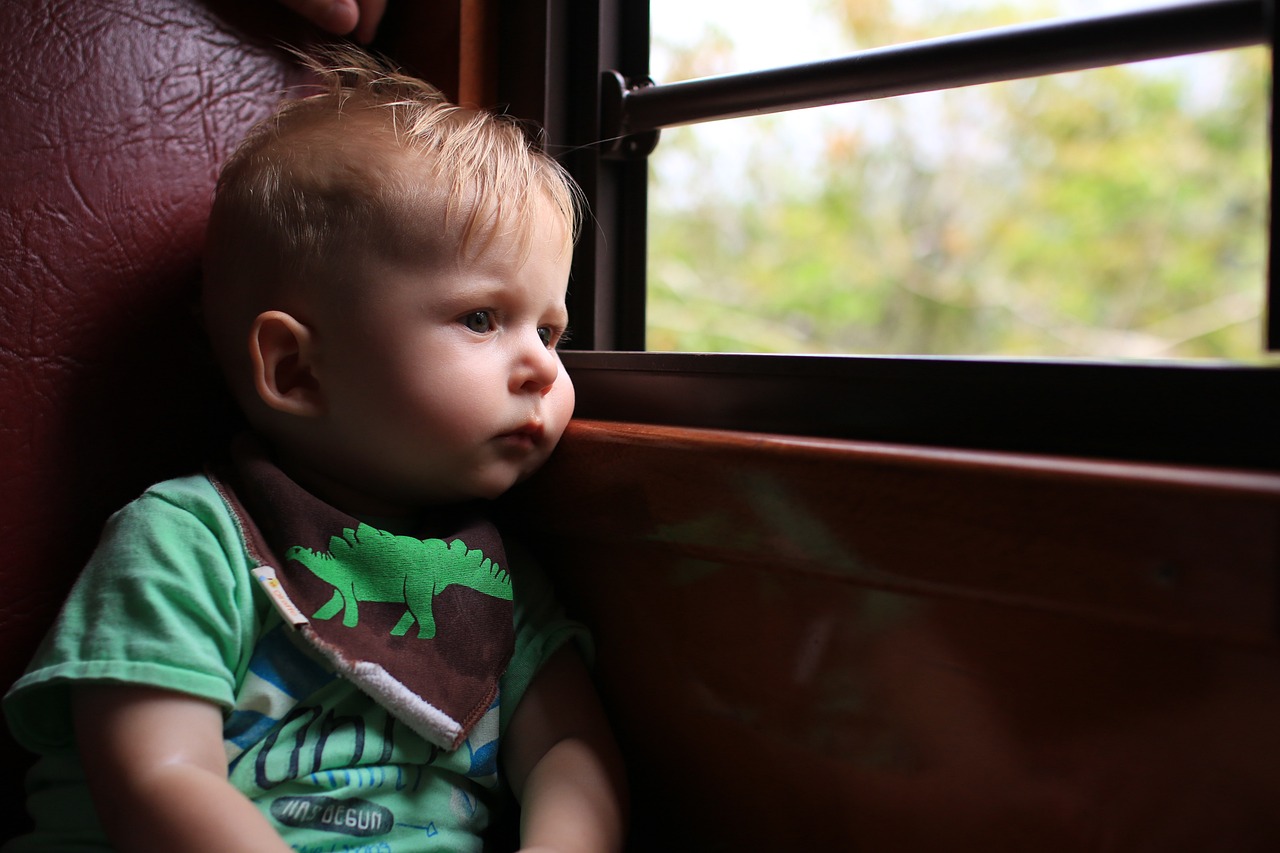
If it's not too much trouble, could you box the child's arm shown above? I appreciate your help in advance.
[502,645,628,853]
[73,684,293,853]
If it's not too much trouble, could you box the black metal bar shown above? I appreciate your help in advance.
[611,0,653,350]
[613,0,1268,135]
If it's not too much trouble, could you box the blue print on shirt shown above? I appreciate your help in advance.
[226,622,336,768]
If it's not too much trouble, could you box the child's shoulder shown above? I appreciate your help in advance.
[130,470,223,508]
[102,470,240,546]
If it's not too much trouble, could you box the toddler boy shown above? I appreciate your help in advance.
[3,48,624,852]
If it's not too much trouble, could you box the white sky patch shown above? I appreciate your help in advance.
[648,0,1249,206]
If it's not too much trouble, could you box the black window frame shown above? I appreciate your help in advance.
[498,0,1280,471]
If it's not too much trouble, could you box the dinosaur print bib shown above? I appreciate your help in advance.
[209,434,514,751]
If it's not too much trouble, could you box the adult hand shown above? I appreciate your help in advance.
[276,0,388,43]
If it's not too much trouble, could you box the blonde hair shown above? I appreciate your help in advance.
[204,46,581,295]
[201,47,581,407]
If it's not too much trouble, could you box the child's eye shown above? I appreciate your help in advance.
[461,311,494,334]
[538,326,570,349]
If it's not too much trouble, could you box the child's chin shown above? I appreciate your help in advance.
[469,474,524,502]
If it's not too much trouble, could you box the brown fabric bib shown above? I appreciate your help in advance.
[209,435,514,750]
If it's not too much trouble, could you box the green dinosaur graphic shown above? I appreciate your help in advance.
[286,524,512,639]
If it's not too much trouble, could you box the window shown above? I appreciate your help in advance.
[498,0,1280,469]
[648,0,1270,359]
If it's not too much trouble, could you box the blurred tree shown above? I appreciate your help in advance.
[647,0,1269,358]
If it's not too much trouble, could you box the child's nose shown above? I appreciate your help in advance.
[513,331,559,393]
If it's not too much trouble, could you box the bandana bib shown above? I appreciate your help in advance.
[209,435,514,751]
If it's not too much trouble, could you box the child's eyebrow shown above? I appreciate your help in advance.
[432,281,512,307]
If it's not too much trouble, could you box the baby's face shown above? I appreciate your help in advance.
[305,207,576,511]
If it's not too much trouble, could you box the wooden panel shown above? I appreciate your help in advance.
[502,419,1280,851]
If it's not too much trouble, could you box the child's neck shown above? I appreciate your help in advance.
[266,443,426,528]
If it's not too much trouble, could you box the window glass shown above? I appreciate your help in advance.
[648,0,1271,359]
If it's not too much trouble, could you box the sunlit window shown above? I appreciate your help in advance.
[647,0,1271,359]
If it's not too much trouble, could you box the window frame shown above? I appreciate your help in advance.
[497,0,1280,471]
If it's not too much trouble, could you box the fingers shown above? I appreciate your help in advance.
[352,0,389,44]
[276,0,359,38]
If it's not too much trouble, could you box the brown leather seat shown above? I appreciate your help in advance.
[0,0,319,835]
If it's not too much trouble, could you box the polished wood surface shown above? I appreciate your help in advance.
[504,419,1280,851]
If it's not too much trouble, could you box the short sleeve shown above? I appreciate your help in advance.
[497,536,591,737]
[2,475,260,753]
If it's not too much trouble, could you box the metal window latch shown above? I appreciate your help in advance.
[600,71,662,161]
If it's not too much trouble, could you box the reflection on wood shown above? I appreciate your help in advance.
[504,419,1280,851]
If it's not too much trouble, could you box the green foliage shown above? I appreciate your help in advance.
[647,3,1270,359]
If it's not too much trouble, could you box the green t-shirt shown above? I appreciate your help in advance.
[3,475,584,852]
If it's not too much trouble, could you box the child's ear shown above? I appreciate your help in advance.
[248,310,325,417]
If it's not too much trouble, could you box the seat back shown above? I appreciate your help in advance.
[0,0,322,833]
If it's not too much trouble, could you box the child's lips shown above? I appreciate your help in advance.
[498,421,544,449]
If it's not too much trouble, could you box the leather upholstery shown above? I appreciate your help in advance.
[0,0,317,830]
